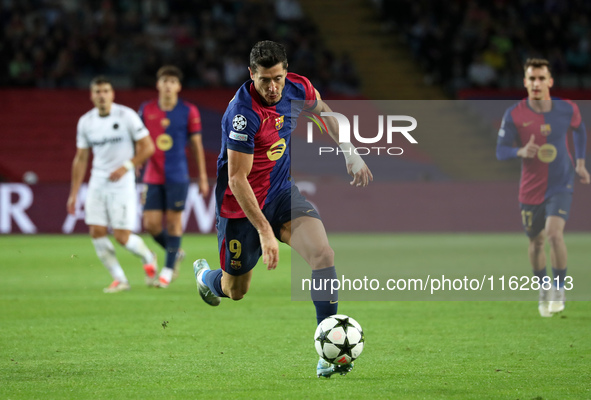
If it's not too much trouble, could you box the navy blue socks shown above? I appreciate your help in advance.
[311,266,338,325]
[203,268,228,298]
[165,235,181,270]
[152,230,168,249]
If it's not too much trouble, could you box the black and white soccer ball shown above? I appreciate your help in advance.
[314,314,364,365]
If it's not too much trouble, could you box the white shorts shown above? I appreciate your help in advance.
[85,175,137,231]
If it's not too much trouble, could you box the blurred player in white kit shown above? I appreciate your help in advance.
[67,76,158,293]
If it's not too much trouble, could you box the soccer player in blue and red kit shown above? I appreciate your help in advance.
[192,41,373,377]
[140,65,209,288]
[497,58,590,317]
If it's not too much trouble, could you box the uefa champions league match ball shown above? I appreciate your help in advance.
[314,314,364,365]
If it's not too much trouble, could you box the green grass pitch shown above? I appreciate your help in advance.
[1,233,590,399]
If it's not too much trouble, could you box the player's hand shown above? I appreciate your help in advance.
[198,176,210,197]
[517,134,539,158]
[347,162,373,187]
[258,228,279,270]
[66,195,77,215]
[109,166,128,181]
[576,164,591,184]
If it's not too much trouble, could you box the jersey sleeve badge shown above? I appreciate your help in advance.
[232,114,247,131]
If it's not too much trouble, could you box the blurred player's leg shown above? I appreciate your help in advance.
[152,229,169,249]
[143,184,167,244]
[528,232,551,317]
[546,216,567,313]
[528,233,546,274]
[114,230,159,287]
[143,186,170,284]
[550,286,566,313]
[537,287,552,317]
[144,210,168,248]
[85,186,129,291]
[157,210,183,287]
[90,226,129,292]
[107,186,158,287]
[173,249,185,281]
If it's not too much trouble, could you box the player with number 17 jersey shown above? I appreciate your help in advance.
[497,98,586,205]
[215,72,317,219]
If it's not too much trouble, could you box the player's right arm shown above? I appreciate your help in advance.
[227,150,278,270]
[188,104,209,196]
[67,147,89,215]
[109,135,155,181]
[569,101,590,184]
[109,108,155,181]
[496,108,539,160]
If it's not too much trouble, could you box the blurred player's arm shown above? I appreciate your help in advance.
[310,89,373,187]
[573,121,590,184]
[109,136,155,181]
[67,148,89,215]
[515,135,539,158]
[190,133,210,196]
[496,112,538,159]
[227,149,278,270]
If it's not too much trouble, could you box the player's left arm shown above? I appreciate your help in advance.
[189,133,209,197]
[309,89,373,187]
[187,104,209,196]
[570,103,590,184]
[575,159,589,184]
[573,125,590,184]
[110,109,155,181]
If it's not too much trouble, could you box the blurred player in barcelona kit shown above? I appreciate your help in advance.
[191,41,373,377]
[140,66,209,288]
[496,58,589,317]
[67,76,157,293]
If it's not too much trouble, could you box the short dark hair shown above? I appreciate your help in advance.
[249,41,288,73]
[157,65,183,81]
[89,75,111,88]
[524,58,551,75]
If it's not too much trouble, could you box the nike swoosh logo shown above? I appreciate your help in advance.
[262,117,270,123]
[559,209,567,215]
[330,300,338,304]
[523,121,534,127]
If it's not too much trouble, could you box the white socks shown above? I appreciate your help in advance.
[124,234,154,264]
[92,237,127,282]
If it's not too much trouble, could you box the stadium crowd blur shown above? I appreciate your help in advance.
[6,0,591,97]
[377,0,591,94]
[1,0,360,94]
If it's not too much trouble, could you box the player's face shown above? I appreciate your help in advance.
[250,63,287,106]
[156,76,181,98]
[524,66,553,101]
[90,83,114,113]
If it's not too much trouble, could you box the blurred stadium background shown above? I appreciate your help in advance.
[1,0,590,234]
